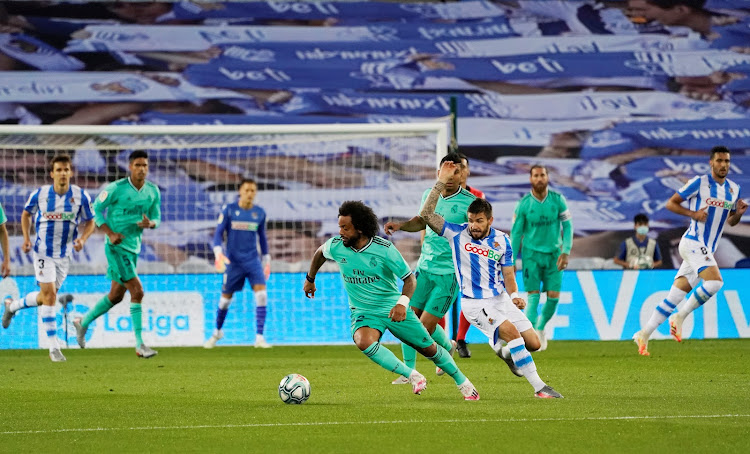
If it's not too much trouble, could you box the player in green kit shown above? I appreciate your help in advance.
[511,164,573,351]
[384,153,475,382]
[0,202,10,278]
[304,201,479,400]
[74,150,161,358]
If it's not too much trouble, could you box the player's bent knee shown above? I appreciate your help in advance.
[703,280,723,296]
[130,289,145,302]
[255,290,267,307]
[418,343,438,357]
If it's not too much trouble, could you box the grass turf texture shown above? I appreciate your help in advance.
[1,340,748,453]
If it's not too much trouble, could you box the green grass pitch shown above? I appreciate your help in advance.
[1,340,748,453]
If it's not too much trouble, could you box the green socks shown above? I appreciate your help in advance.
[363,342,412,378]
[526,292,541,326]
[81,296,114,328]
[430,324,453,352]
[401,323,453,369]
[428,346,467,385]
[130,303,144,347]
[400,343,418,369]
[536,297,560,331]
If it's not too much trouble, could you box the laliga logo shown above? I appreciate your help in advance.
[464,243,502,261]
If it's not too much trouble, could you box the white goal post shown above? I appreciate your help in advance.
[0,121,448,348]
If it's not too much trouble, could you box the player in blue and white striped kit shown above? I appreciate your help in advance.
[2,155,95,362]
[420,160,563,399]
[634,146,747,356]
[205,178,272,349]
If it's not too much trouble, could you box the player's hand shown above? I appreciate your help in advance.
[692,206,708,223]
[384,221,401,235]
[304,280,316,299]
[214,252,230,273]
[1,259,9,278]
[736,199,748,216]
[21,239,32,254]
[262,254,271,280]
[512,297,526,310]
[108,232,124,245]
[557,253,569,271]
[437,160,458,183]
[389,304,406,322]
[73,238,86,252]
[136,214,155,229]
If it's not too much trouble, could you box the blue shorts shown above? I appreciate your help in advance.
[221,259,265,294]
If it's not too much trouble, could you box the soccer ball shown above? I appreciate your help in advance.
[629,256,654,269]
[278,373,311,404]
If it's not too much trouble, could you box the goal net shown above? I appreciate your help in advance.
[0,122,448,348]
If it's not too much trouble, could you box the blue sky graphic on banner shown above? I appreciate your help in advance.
[0,0,749,272]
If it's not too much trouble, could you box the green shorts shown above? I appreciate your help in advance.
[521,249,563,293]
[105,243,139,284]
[350,309,434,349]
[410,270,459,318]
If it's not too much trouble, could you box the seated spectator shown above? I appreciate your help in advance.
[614,213,663,269]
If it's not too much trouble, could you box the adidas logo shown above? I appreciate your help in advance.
[340,258,347,263]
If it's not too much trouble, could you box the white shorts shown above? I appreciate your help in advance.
[461,293,533,341]
[33,253,70,290]
[675,236,717,285]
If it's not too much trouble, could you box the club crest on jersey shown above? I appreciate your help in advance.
[370,258,378,268]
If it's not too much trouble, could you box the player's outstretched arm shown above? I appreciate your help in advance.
[384,215,426,235]
[419,161,456,234]
[304,245,327,299]
[388,273,416,322]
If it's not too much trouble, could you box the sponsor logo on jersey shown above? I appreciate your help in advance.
[42,211,75,221]
[705,197,732,210]
[463,242,502,261]
[231,221,258,231]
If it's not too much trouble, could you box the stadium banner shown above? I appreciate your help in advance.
[0,72,248,103]
[2,270,749,350]
[433,35,709,56]
[278,90,748,120]
[213,34,709,66]
[582,118,750,159]
[168,0,506,22]
[425,51,750,81]
[63,21,517,53]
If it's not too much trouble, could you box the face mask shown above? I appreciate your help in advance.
[636,226,649,236]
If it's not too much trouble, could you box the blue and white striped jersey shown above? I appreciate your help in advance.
[440,221,514,299]
[24,185,94,258]
[678,174,741,253]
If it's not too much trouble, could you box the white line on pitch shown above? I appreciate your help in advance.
[1,414,749,436]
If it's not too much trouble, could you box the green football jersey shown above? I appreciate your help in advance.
[511,190,573,256]
[0,202,6,225]
[416,187,475,275]
[94,178,161,254]
[323,235,412,317]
